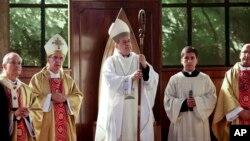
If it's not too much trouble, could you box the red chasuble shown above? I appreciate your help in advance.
[49,78,67,141]
[5,88,27,141]
[238,70,250,124]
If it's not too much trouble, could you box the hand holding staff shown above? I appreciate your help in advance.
[137,9,146,141]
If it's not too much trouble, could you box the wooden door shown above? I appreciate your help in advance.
[70,0,161,140]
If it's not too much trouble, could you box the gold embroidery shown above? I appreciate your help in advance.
[52,37,63,49]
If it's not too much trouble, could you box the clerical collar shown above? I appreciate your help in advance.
[120,53,130,58]
[49,70,60,78]
[239,64,250,71]
[182,70,200,77]
[7,78,17,85]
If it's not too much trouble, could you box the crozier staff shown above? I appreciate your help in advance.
[95,18,159,141]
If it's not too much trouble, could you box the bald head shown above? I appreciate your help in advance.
[241,44,250,52]
[1,52,22,79]
[240,44,250,67]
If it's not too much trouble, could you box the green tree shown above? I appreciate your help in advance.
[10,0,68,66]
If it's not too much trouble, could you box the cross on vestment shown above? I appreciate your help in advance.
[52,37,63,49]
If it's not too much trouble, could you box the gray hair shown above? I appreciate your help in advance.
[2,52,22,65]
[1,52,22,75]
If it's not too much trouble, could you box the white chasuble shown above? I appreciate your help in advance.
[113,53,139,141]
[95,52,159,141]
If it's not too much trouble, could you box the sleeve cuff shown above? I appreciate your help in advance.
[42,94,52,112]
[65,99,74,115]
[226,107,244,121]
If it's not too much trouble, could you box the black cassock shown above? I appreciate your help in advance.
[0,83,11,141]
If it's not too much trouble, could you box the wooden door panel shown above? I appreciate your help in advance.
[71,1,161,140]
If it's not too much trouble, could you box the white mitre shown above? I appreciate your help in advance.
[44,34,68,56]
[108,19,130,43]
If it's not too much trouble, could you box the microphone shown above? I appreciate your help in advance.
[189,90,193,111]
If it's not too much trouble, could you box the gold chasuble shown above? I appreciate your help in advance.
[49,78,67,141]
[29,67,83,141]
[0,75,42,141]
[5,88,28,141]
[238,70,250,124]
[32,34,82,141]
[212,63,250,141]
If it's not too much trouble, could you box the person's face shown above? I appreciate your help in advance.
[115,36,132,56]
[47,52,65,73]
[3,55,22,78]
[240,44,250,67]
[181,52,198,72]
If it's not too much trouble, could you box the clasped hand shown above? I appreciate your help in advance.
[51,92,66,103]
[14,107,29,118]
[239,109,250,120]
[187,97,196,108]
[132,70,143,80]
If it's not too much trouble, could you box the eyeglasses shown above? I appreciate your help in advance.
[49,55,64,61]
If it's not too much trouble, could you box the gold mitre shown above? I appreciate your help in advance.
[44,34,68,56]
[108,18,130,43]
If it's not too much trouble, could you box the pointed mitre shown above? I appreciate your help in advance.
[44,34,68,56]
[108,18,130,43]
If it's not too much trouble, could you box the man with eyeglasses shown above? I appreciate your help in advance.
[212,43,250,141]
[29,34,83,141]
[0,52,41,141]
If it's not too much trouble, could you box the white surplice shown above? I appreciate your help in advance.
[95,52,159,141]
[164,72,217,141]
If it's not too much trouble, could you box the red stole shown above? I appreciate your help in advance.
[238,70,250,124]
[49,78,67,141]
[5,87,27,141]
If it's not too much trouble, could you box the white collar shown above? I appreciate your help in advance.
[0,75,21,90]
[49,70,60,78]
[185,71,192,75]
[183,70,194,75]
[239,64,250,70]
[7,78,17,85]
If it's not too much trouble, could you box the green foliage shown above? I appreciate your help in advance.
[192,8,225,65]
[162,8,187,66]
[10,1,250,67]
[162,0,225,4]
[10,8,41,66]
[229,7,250,64]
[9,0,40,3]
[162,0,186,3]
[10,4,68,66]
[10,0,68,4]
[162,2,250,66]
